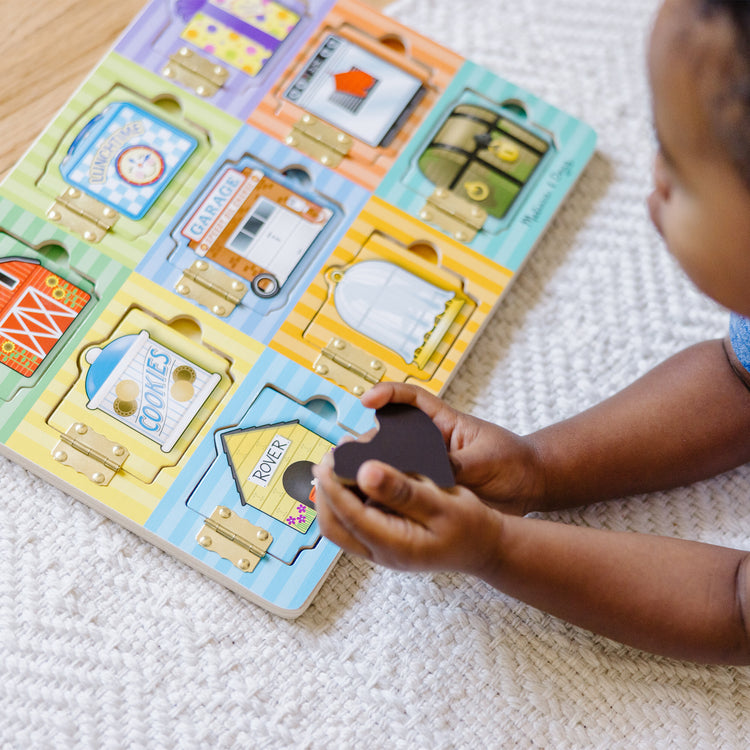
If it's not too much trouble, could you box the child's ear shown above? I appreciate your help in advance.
[333,403,455,489]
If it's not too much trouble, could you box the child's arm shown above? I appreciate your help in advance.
[313,456,750,663]
[312,335,750,662]
[528,337,750,510]
[360,338,750,514]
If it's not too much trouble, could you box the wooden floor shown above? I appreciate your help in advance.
[0,0,391,181]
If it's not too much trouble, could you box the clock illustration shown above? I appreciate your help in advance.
[116,145,165,186]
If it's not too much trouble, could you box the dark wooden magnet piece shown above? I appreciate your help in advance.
[333,403,455,488]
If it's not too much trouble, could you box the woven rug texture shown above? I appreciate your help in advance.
[3,0,750,747]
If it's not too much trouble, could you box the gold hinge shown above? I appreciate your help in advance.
[419,187,487,243]
[197,506,273,573]
[313,338,385,396]
[162,47,229,97]
[47,188,119,243]
[175,260,247,317]
[285,114,352,168]
[51,422,129,486]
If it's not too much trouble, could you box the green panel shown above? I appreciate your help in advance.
[0,52,241,269]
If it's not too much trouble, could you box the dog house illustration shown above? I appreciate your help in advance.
[0,257,91,377]
[83,330,221,452]
[179,166,332,297]
[418,104,550,219]
[330,260,465,368]
[221,421,332,533]
[175,0,302,78]
[60,101,198,221]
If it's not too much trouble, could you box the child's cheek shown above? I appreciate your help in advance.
[658,200,714,297]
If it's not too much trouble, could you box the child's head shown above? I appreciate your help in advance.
[648,0,750,315]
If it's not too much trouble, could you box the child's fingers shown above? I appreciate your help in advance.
[359,383,459,450]
[315,459,419,552]
[313,468,374,559]
[336,426,378,449]
[360,382,446,421]
[317,476,414,564]
[355,460,444,526]
[315,455,402,561]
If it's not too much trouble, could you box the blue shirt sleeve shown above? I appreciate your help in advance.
[728,313,750,373]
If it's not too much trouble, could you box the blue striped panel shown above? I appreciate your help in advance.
[377,60,596,271]
[137,124,370,343]
[145,348,374,614]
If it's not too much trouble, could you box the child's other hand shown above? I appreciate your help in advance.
[360,383,542,516]
[313,453,503,576]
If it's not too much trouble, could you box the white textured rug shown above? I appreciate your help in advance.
[4,0,750,747]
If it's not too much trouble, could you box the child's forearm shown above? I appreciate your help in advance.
[481,514,750,663]
[526,339,750,511]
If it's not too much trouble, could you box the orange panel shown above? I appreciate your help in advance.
[248,0,464,190]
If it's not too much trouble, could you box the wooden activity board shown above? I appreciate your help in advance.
[0,0,596,616]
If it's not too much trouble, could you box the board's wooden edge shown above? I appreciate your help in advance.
[0,440,342,618]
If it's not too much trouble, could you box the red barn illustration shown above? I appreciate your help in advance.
[0,257,91,377]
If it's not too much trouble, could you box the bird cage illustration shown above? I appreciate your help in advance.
[329,259,465,369]
[0,257,91,378]
[418,104,550,220]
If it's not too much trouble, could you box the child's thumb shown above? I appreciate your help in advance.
[357,460,437,523]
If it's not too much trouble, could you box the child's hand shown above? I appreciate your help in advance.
[359,383,542,515]
[313,452,503,576]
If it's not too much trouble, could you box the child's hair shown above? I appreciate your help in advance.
[699,0,750,188]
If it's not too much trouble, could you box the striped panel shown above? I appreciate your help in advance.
[145,348,372,614]
[0,198,129,441]
[5,272,264,525]
[270,195,513,395]
[322,0,464,88]
[1,53,241,269]
[377,60,597,269]
[247,0,463,191]
[136,124,368,343]
[115,0,336,118]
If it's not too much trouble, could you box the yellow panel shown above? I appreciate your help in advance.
[46,308,232,482]
[271,197,513,396]
[6,273,263,525]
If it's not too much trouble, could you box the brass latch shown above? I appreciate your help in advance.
[175,260,247,317]
[286,114,352,168]
[197,506,273,573]
[419,187,487,243]
[51,422,129,486]
[313,338,385,396]
[162,48,229,97]
[47,188,119,244]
